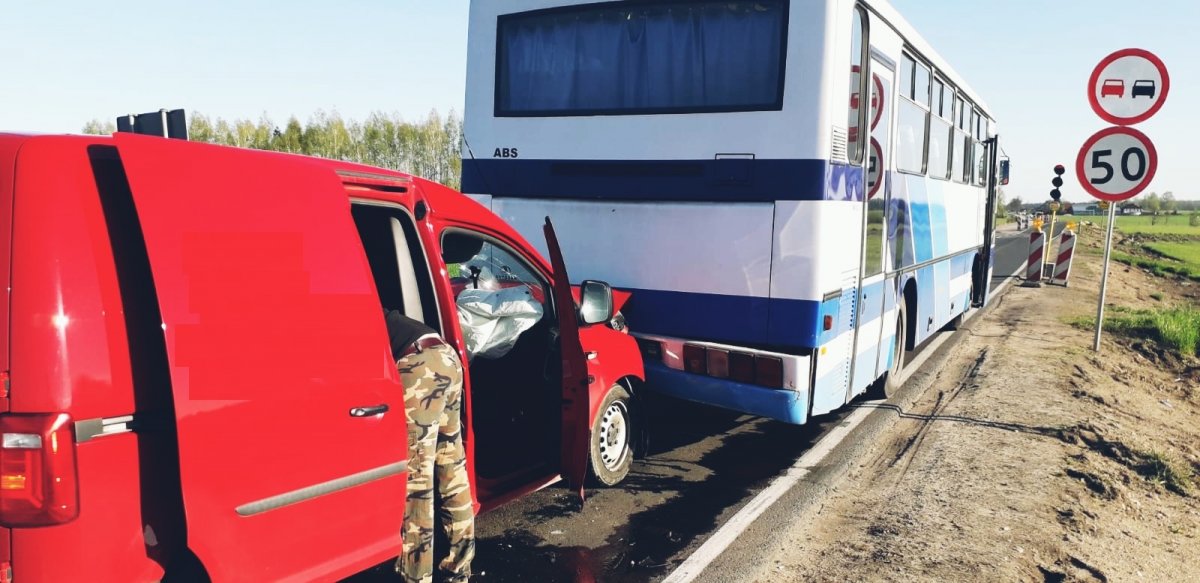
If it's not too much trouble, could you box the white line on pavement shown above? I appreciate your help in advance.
[660,405,873,583]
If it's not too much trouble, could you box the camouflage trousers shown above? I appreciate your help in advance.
[396,342,475,583]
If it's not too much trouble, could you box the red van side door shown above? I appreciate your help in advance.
[114,134,406,581]
[542,218,591,498]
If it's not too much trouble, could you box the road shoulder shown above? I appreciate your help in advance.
[735,237,1200,582]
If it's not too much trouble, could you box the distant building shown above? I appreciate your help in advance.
[1120,202,1143,215]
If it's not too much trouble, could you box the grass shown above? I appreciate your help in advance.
[1070,305,1200,357]
[1150,292,1165,301]
[1113,215,1200,236]
[1111,251,1200,282]
[1139,450,1196,496]
[1145,241,1200,272]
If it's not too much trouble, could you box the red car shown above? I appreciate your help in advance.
[1100,78,1125,98]
[0,132,643,581]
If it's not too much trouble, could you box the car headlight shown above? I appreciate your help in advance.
[608,311,628,333]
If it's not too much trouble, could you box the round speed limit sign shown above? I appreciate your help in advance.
[1076,126,1157,201]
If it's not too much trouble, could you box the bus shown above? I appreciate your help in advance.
[461,0,1007,426]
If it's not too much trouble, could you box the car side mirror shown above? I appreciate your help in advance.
[579,280,613,325]
[999,158,1011,186]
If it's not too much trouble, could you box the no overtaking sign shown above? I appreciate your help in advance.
[1077,48,1168,202]
[1082,48,1169,353]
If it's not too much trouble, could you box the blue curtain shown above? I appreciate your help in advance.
[499,1,785,114]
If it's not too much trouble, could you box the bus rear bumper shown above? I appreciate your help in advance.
[643,362,809,425]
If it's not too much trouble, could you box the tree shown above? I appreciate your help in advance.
[1143,192,1162,224]
[80,109,466,189]
[1006,196,1024,214]
[82,120,115,135]
[1162,191,1177,217]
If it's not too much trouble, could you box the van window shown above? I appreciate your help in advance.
[351,203,440,330]
[440,229,560,479]
[442,232,549,360]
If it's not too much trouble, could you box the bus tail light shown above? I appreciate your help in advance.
[0,414,79,527]
[682,344,706,374]
[728,352,755,384]
[755,356,785,388]
[637,338,663,363]
[706,348,729,378]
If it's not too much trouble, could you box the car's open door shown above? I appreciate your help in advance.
[543,217,591,500]
[113,134,406,581]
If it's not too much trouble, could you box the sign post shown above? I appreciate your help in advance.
[1080,48,1168,352]
[1094,202,1118,350]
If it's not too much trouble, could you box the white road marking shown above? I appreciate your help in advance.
[662,252,1025,583]
[661,404,872,583]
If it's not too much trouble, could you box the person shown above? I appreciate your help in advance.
[386,309,474,583]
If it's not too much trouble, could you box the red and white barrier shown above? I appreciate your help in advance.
[1051,229,1075,286]
[1025,230,1045,283]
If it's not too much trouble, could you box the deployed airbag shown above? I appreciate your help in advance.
[456,286,544,359]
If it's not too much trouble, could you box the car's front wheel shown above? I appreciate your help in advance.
[588,384,633,486]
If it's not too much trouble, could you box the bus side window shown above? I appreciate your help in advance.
[865,198,884,277]
[897,53,930,175]
[928,77,953,180]
[847,7,867,163]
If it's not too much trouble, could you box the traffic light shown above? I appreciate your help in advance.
[1050,164,1065,201]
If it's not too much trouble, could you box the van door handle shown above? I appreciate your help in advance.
[349,404,389,417]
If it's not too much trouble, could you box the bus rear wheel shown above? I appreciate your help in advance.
[874,299,907,400]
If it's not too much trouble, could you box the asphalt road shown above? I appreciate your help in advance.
[348,228,1030,583]
[468,229,1030,583]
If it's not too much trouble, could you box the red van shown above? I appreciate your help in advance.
[0,132,643,581]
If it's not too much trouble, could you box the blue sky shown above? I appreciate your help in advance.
[2,0,1196,202]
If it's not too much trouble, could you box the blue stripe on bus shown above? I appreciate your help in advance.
[462,158,864,203]
[907,177,933,264]
[622,288,828,348]
[644,362,808,424]
[624,282,891,351]
[927,179,949,257]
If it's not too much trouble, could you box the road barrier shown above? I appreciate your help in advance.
[1024,229,1045,285]
[1050,229,1075,286]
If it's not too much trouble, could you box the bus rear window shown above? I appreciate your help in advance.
[496,0,788,117]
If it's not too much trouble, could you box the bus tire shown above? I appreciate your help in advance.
[589,384,633,486]
[875,299,907,400]
[949,282,971,330]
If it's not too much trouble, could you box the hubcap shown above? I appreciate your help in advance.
[597,400,630,471]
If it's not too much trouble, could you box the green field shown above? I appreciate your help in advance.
[1145,241,1200,266]
[1069,214,1200,236]
[1141,242,1200,280]
[1115,215,1200,236]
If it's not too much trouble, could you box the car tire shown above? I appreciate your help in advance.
[589,384,633,486]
